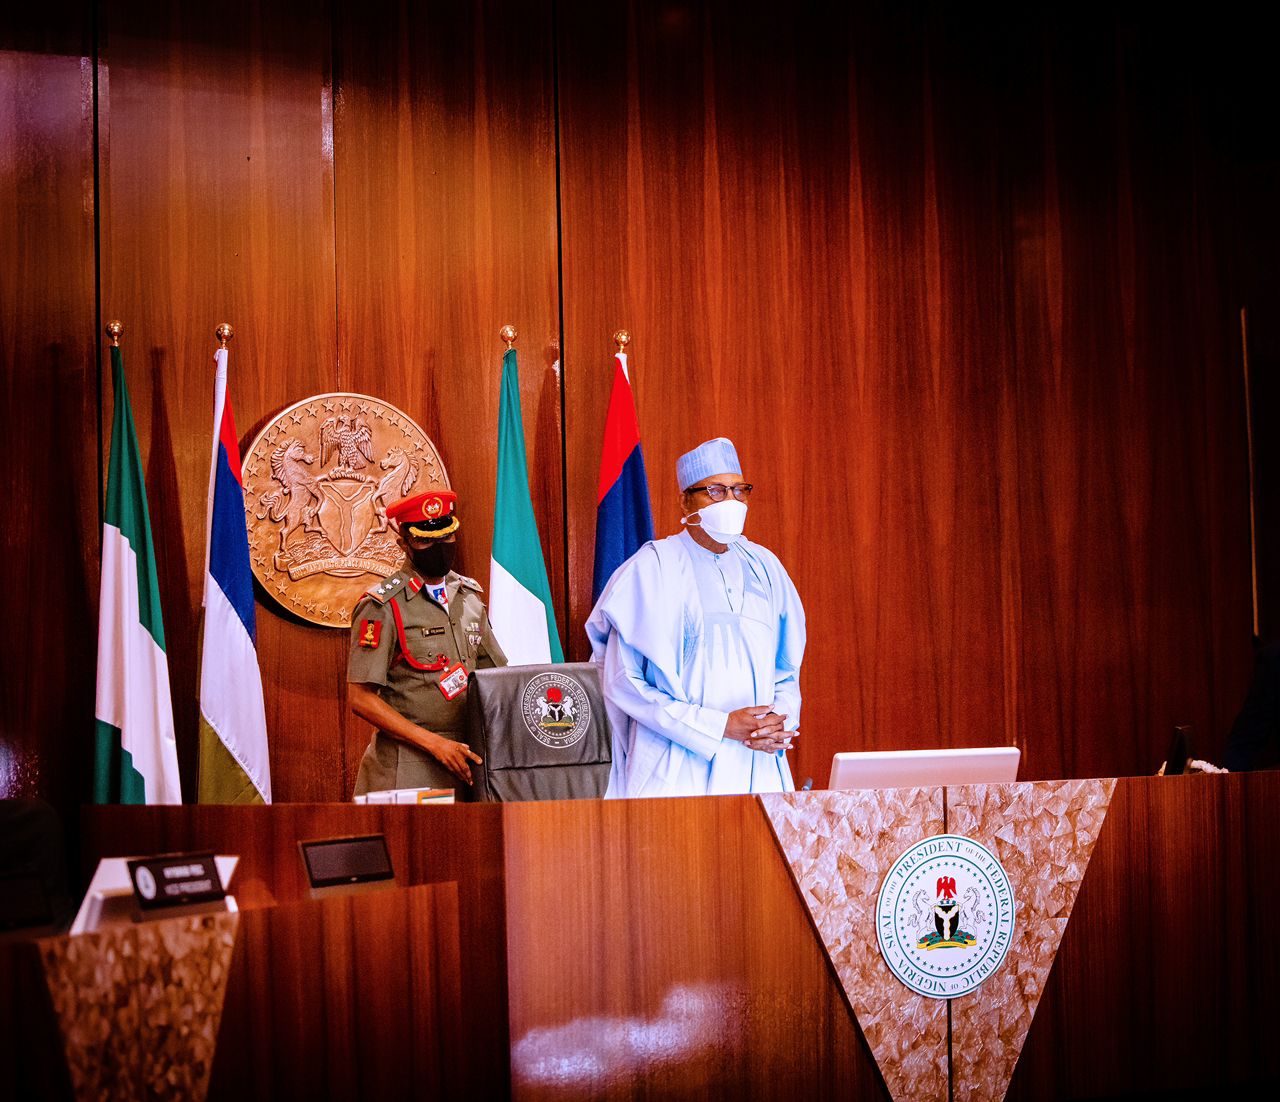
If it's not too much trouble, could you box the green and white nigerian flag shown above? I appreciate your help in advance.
[94,344,182,804]
[489,347,564,664]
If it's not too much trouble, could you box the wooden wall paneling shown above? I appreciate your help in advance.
[1008,772,1280,1097]
[558,3,1254,785]
[845,8,1014,769]
[97,0,342,801]
[557,3,1019,785]
[208,882,463,1100]
[332,0,563,789]
[557,0,860,783]
[1226,20,1280,658]
[0,5,99,815]
[998,15,1252,780]
[4,1,1266,808]
[502,795,881,1099]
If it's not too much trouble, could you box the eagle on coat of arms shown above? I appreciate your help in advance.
[320,413,374,479]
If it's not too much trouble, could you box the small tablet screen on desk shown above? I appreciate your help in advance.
[299,835,394,889]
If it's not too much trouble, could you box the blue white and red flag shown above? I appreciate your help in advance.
[197,344,272,803]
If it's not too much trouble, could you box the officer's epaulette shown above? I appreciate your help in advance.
[361,574,407,606]
[454,572,483,593]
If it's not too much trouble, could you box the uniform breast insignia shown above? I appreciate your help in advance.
[357,619,382,648]
[520,672,592,750]
[466,623,483,648]
[423,626,446,637]
[875,834,1016,999]
[241,392,449,628]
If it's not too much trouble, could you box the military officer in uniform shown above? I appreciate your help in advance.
[347,489,507,795]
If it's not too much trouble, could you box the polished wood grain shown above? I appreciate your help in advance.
[80,802,513,1098]
[1009,770,1280,1097]
[0,5,99,817]
[78,778,1280,1097]
[3,2,1276,807]
[331,0,563,786]
[502,795,881,1099]
[209,882,462,1100]
[97,0,343,799]
[555,3,1256,786]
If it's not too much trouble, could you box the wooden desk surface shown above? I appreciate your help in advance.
[66,773,1280,1099]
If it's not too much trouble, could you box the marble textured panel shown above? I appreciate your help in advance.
[947,779,1115,1102]
[760,788,948,1102]
[39,911,239,1101]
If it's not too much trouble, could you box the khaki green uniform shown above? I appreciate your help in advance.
[348,567,507,794]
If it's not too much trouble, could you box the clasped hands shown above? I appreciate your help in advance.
[725,706,797,754]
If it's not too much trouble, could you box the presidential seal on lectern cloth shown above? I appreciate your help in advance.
[242,393,448,627]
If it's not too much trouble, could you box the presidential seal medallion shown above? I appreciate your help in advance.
[520,673,592,749]
[242,393,448,627]
[876,833,1015,999]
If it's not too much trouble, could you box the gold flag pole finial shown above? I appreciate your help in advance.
[613,329,630,353]
[105,320,123,347]
[216,323,234,347]
[500,324,518,349]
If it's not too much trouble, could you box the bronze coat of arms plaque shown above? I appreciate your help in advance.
[242,393,449,627]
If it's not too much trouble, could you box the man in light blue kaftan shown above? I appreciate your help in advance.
[586,437,806,797]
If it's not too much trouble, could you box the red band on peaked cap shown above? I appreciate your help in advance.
[386,489,458,528]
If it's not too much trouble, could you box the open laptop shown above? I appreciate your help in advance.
[827,746,1021,790]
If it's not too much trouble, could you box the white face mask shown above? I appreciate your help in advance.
[685,498,748,543]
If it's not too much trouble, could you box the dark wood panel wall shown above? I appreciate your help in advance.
[0,4,100,816]
[1,2,1271,807]
[557,3,1258,784]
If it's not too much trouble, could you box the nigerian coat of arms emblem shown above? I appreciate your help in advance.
[242,393,448,627]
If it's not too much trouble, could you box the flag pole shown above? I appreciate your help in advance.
[613,328,631,383]
[102,320,122,565]
[501,323,517,349]
[205,324,233,583]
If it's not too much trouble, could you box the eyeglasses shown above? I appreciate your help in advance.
[684,482,753,502]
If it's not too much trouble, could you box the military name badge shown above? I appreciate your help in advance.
[357,619,382,648]
[242,393,449,628]
[876,834,1016,999]
[437,663,469,700]
[520,672,592,749]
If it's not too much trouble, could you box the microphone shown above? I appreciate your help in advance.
[800,778,813,791]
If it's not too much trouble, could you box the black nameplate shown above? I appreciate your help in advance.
[127,853,225,911]
[299,834,394,889]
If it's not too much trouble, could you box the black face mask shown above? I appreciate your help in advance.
[410,542,456,580]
